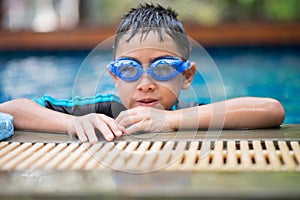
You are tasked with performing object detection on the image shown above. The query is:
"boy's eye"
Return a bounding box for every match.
[118,65,138,77]
[153,64,177,77]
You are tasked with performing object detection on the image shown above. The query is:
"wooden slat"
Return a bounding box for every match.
[196,141,212,170]
[290,141,300,171]
[265,140,281,171]
[0,142,9,151]
[278,141,296,171]
[252,140,267,171]
[211,141,224,169]
[240,141,252,170]
[225,141,237,170]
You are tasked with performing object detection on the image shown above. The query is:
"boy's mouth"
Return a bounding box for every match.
[137,98,158,107]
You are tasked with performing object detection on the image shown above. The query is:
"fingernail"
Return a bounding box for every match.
[107,134,114,141]
[116,130,122,136]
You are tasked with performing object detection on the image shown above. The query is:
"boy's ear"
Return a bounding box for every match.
[107,65,118,83]
[182,62,196,90]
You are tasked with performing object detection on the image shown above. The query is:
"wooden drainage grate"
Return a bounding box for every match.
[0,140,299,171]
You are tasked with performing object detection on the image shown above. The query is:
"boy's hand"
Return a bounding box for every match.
[116,107,178,134]
[68,114,124,144]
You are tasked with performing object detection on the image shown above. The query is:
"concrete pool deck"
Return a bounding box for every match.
[0,124,299,199]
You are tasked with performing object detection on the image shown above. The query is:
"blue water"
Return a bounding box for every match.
[0,45,299,124]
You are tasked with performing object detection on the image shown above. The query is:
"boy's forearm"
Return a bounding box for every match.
[0,98,73,133]
[221,97,285,129]
[173,97,285,130]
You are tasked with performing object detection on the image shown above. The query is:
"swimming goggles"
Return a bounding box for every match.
[109,56,191,82]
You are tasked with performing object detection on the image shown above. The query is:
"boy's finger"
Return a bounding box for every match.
[115,109,137,123]
[81,119,98,144]
[96,114,124,137]
[115,111,126,124]
[117,113,142,128]
[93,116,115,141]
[102,116,123,137]
[123,121,145,135]
[74,118,88,143]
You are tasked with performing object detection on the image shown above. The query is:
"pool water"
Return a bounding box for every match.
[0,45,299,124]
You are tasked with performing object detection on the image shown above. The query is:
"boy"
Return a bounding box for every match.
[0,4,285,144]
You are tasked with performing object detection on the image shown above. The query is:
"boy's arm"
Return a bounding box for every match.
[0,98,72,133]
[0,98,123,143]
[116,97,285,134]
[174,97,285,130]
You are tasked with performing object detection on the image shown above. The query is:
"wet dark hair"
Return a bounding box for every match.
[113,3,191,59]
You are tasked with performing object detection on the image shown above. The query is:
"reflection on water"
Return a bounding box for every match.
[0,46,299,123]
[1,55,78,101]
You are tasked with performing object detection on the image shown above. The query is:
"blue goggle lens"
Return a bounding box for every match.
[117,64,139,79]
[153,63,177,77]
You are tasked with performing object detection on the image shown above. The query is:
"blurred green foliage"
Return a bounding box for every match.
[83,0,300,26]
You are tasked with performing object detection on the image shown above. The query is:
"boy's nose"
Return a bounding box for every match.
[137,74,156,92]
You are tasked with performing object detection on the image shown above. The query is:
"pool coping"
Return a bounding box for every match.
[5,124,300,143]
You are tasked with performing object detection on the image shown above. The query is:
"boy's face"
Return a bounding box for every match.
[109,31,195,110]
